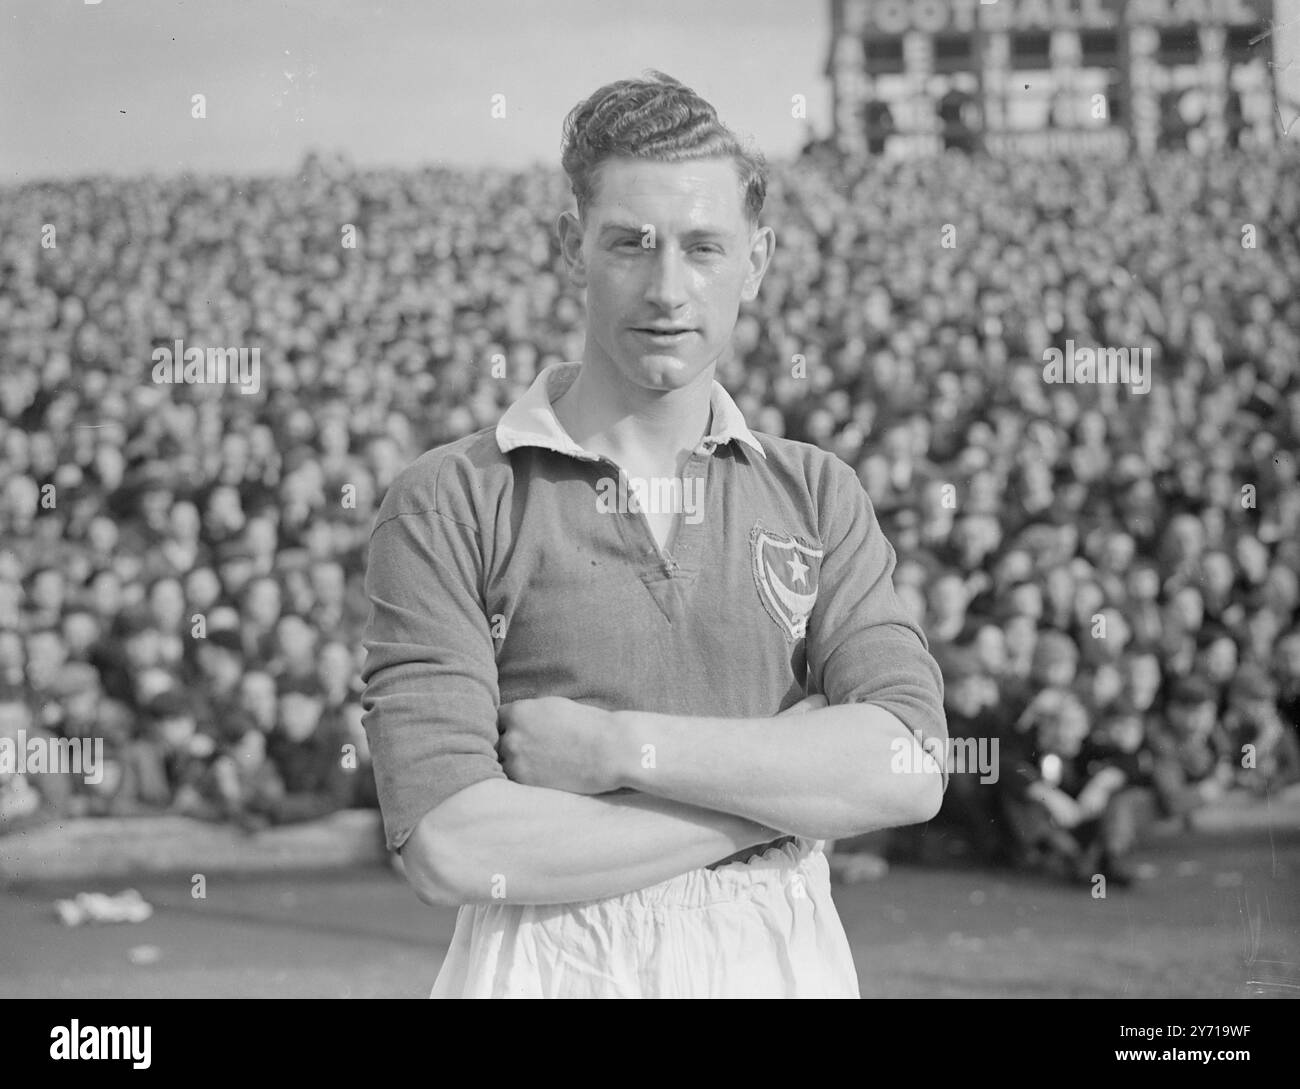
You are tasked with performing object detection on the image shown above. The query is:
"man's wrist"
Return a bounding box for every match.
[608,709,650,790]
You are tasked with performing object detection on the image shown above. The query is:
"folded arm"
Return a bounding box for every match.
[614,702,942,837]
[401,778,776,906]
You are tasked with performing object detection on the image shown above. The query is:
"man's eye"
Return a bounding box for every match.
[691,245,723,256]
[615,239,642,250]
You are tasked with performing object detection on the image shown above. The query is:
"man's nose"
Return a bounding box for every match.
[644,245,689,309]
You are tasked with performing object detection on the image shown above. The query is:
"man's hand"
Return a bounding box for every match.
[1076,766,1126,819]
[1029,782,1082,828]
[498,697,624,794]
[780,693,828,715]
[498,692,829,795]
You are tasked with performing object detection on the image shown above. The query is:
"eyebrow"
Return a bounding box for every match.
[597,222,732,242]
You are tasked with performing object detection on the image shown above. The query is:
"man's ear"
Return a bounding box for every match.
[557,210,587,287]
[740,225,775,303]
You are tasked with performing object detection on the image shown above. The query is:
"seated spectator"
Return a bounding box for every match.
[1223,664,1300,793]
[999,690,1141,885]
[252,679,353,825]
[1149,675,1235,819]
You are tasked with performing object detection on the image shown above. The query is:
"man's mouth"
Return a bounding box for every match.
[632,326,697,342]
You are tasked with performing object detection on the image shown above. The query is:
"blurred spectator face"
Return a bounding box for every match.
[124,627,162,671]
[0,574,16,618]
[319,417,350,459]
[92,446,125,491]
[928,575,968,625]
[245,516,279,562]
[968,470,999,515]
[159,711,197,751]
[185,568,222,613]
[1099,532,1135,574]
[61,611,101,658]
[1072,582,1105,630]
[1123,654,1162,712]
[1264,565,1299,614]
[1090,664,1123,709]
[279,691,323,743]
[920,487,955,542]
[140,487,173,535]
[1044,565,1075,616]
[0,699,33,741]
[973,624,1007,675]
[196,642,242,690]
[220,433,252,481]
[1040,699,1089,758]
[317,641,354,697]
[1163,514,1205,566]
[1101,713,1145,754]
[89,570,123,616]
[947,675,997,719]
[1198,636,1238,685]
[857,454,890,499]
[244,578,282,630]
[170,501,201,541]
[147,577,186,630]
[1170,698,1216,741]
[62,672,103,731]
[1235,536,1269,584]
[1200,552,1234,602]
[4,476,38,535]
[29,568,66,615]
[1093,608,1131,657]
[239,672,278,731]
[1126,565,1160,602]
[233,728,267,767]
[0,630,25,685]
[218,555,256,597]
[1010,582,1043,621]
[894,561,927,591]
[205,485,245,537]
[954,514,1001,568]
[309,561,345,607]
[1032,632,1078,688]
[1168,587,1204,633]
[274,615,316,665]
[86,515,119,556]
[26,631,67,689]
[281,569,315,615]
[1004,617,1038,677]
[995,550,1033,588]
[1245,608,1281,660]
[1274,632,1300,685]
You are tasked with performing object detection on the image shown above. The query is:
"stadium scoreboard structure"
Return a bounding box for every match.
[826,0,1280,156]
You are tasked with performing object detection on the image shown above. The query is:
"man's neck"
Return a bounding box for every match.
[552,356,715,474]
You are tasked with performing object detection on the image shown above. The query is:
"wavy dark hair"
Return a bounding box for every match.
[561,70,767,224]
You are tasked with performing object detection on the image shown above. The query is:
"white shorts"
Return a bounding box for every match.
[429,837,860,998]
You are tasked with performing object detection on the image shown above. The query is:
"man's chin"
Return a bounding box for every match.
[620,350,708,390]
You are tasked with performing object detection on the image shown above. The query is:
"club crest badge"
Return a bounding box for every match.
[749,525,823,640]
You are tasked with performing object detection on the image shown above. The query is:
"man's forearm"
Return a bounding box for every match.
[611,704,943,839]
[402,778,777,907]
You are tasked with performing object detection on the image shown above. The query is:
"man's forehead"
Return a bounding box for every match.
[587,157,746,224]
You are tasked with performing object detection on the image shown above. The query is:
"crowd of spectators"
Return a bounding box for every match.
[1,146,1297,875]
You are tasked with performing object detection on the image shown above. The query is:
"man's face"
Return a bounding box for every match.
[562,157,772,394]
[1041,706,1088,758]
[1125,655,1161,710]
[279,693,322,742]
[974,625,1007,674]
[239,672,277,729]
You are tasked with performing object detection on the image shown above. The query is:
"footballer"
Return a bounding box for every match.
[361,71,947,998]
